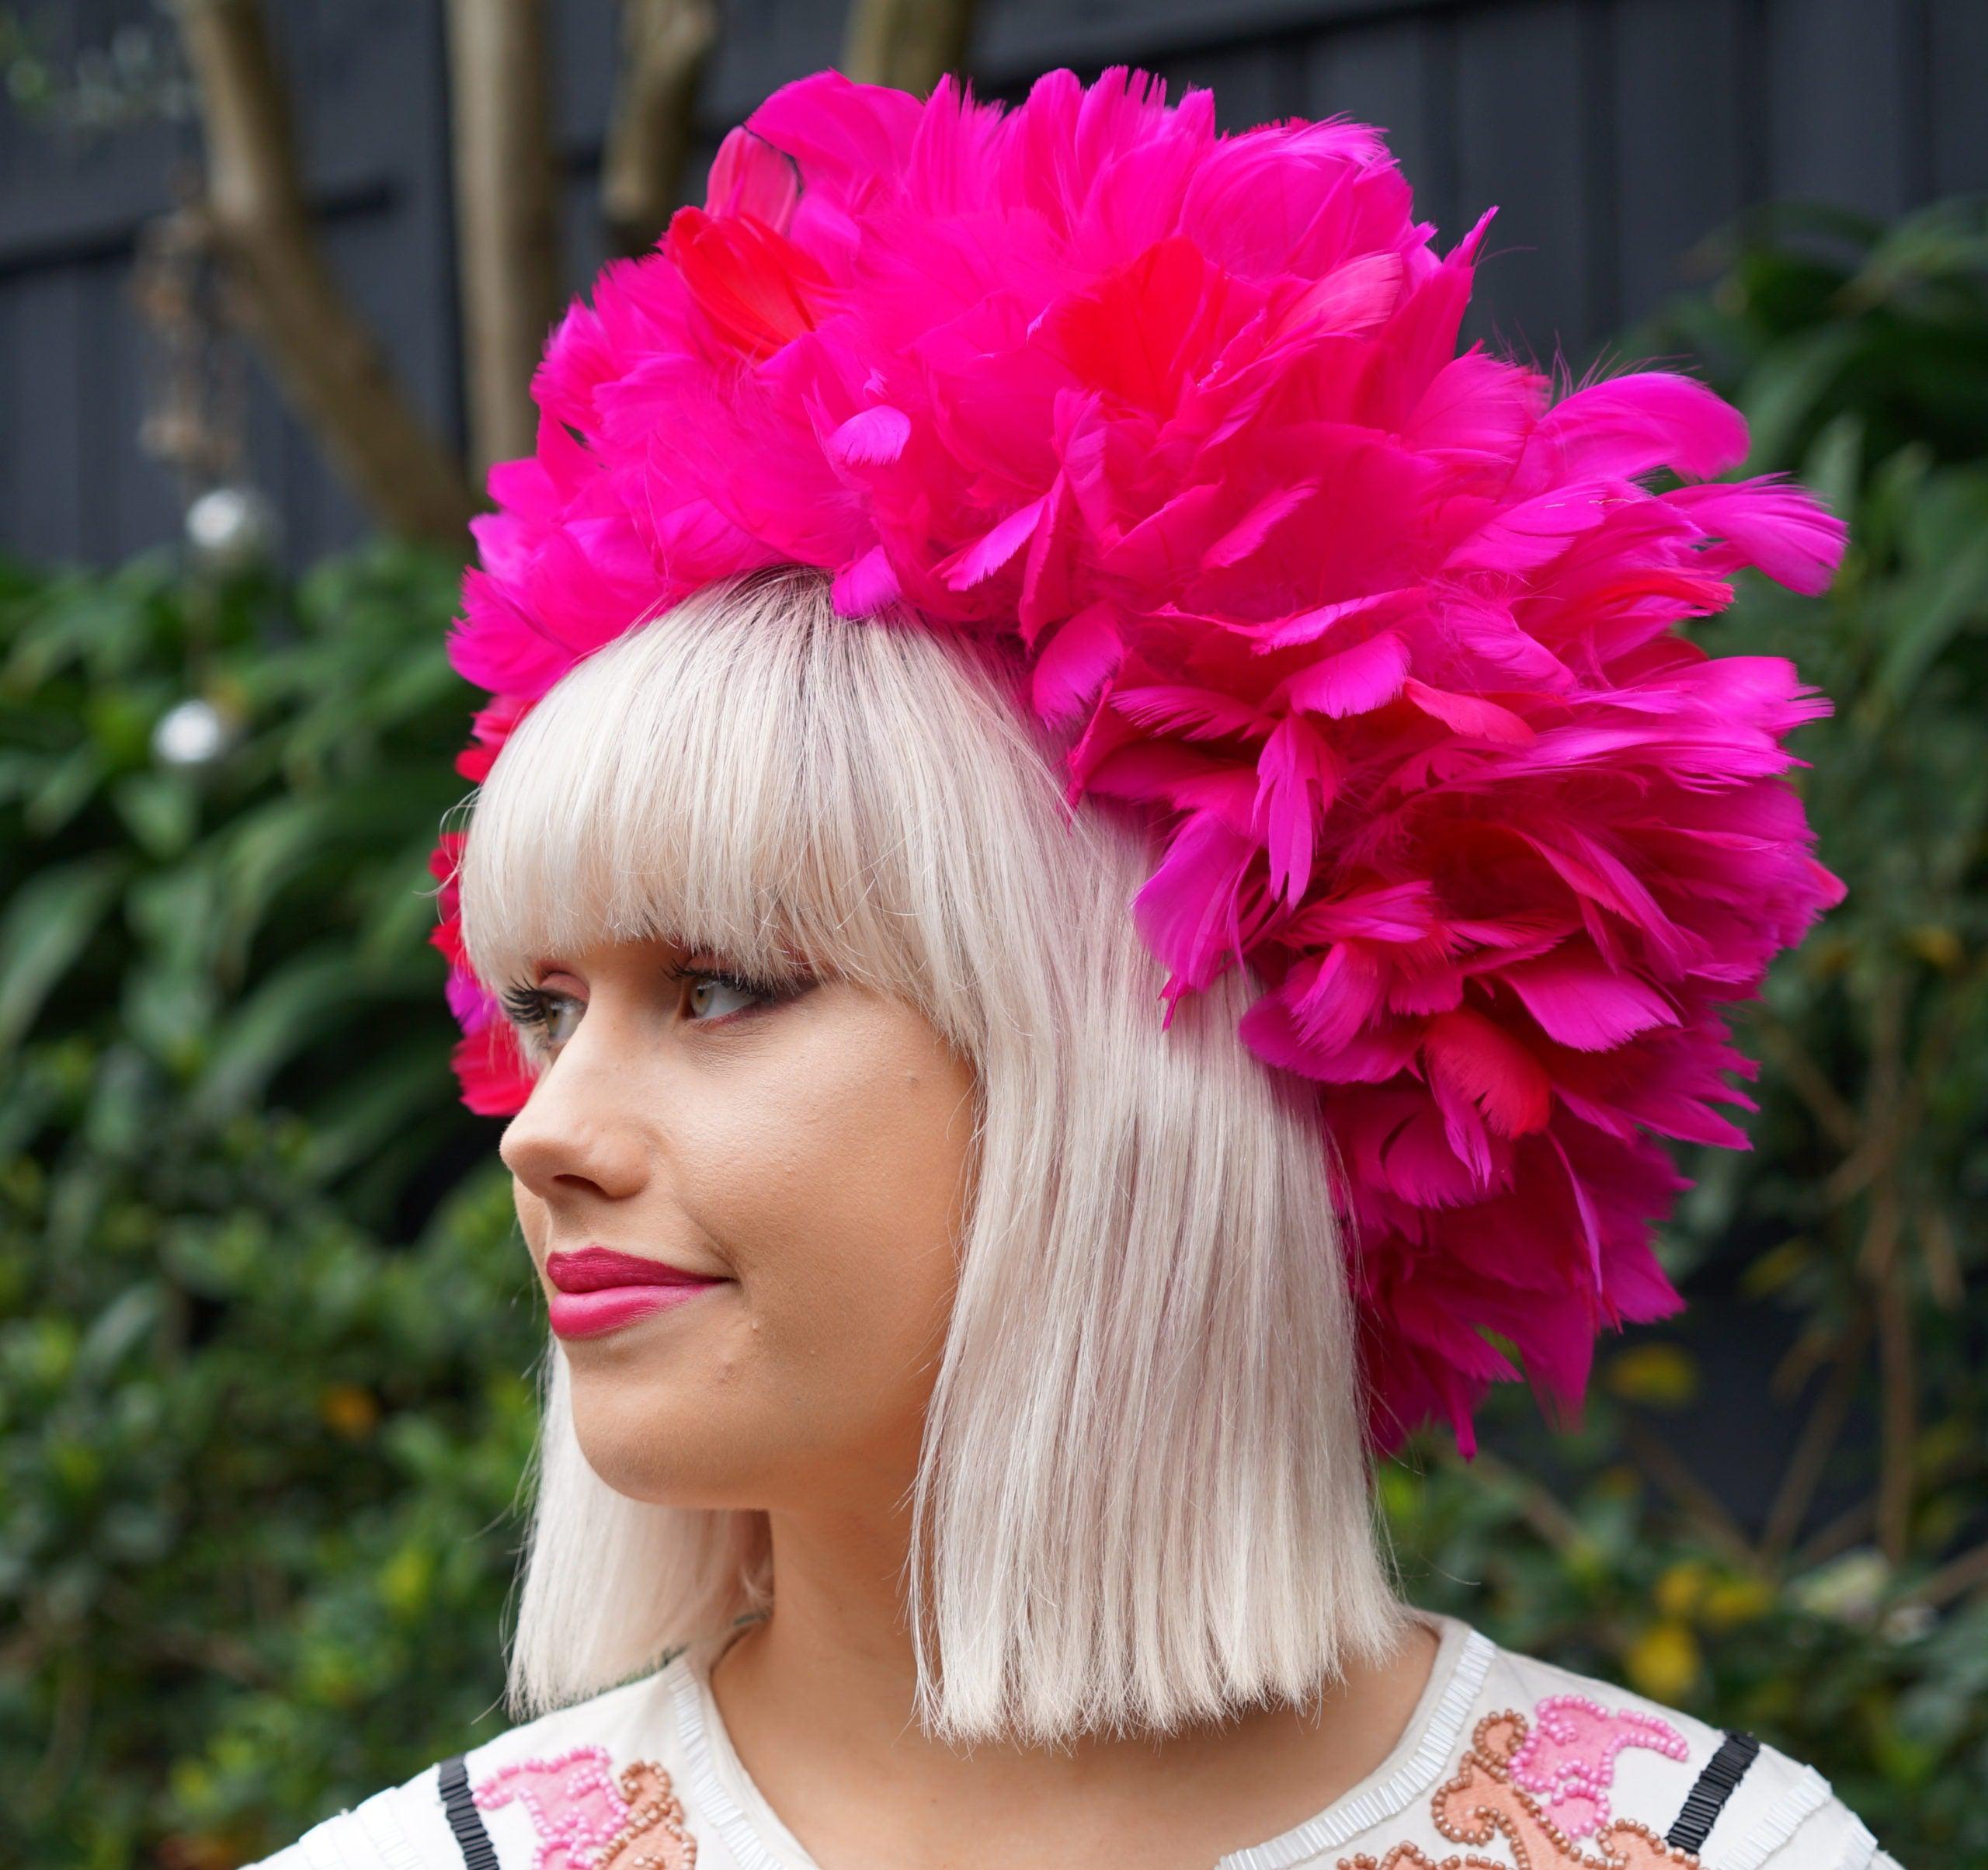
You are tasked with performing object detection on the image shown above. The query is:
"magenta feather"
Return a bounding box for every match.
[434,65,1849,1451]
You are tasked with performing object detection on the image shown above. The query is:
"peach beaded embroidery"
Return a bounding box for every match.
[1337,1709,1700,1870]
[473,1745,697,1870]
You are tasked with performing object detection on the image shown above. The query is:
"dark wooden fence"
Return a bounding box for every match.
[3,0,1986,568]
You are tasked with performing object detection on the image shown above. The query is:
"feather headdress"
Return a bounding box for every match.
[433,67,1847,1453]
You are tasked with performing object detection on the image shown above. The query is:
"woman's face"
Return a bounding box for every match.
[497,937,978,1513]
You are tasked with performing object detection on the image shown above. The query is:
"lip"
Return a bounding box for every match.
[544,1245,729,1340]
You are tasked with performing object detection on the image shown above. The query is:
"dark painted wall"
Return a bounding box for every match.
[3,0,1986,568]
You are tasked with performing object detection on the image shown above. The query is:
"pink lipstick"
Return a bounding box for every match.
[543,1246,728,1340]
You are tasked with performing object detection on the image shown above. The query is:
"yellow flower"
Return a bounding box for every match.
[1625,1621,1701,1703]
[1606,1343,1698,1408]
[1702,1575,1775,1629]
[381,1543,436,1618]
[1906,924,1962,971]
[318,1382,380,1440]
[1595,1465,1642,1502]
[1655,1559,1710,1620]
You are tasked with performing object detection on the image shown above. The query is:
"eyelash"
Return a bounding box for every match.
[500,982,565,1035]
[499,963,798,1049]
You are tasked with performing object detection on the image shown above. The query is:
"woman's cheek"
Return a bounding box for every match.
[511,1177,550,1260]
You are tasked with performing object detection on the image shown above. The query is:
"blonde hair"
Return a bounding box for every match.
[456,568,1405,1747]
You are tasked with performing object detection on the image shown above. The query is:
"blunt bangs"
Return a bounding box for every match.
[457,568,1048,1058]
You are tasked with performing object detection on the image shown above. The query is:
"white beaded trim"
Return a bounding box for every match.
[355,1786,429,1870]
[1216,1627,1496,1868]
[1715,1761,1833,1870]
[294,1810,377,1870]
[1837,1823,1882,1870]
[669,1645,811,1870]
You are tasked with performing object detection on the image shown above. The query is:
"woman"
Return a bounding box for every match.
[255,68,1897,1870]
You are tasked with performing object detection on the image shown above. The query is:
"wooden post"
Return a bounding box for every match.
[603,0,719,259]
[445,0,565,478]
[842,0,978,94]
[169,0,478,547]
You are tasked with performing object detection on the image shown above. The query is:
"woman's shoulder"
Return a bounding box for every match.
[242,1643,713,1870]
[1374,1616,1903,1870]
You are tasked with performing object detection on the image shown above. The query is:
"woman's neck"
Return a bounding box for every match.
[707,1503,1441,1870]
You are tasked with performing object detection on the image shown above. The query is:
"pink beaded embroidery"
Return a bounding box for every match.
[1337,1708,1700,1870]
[473,1746,696,1870]
[1507,1697,1691,1838]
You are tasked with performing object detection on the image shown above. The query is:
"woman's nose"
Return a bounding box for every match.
[499,1048,653,1203]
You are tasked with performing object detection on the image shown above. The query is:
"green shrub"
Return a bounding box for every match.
[0,546,538,1865]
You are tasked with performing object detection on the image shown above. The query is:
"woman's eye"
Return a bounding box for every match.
[540,996,583,1044]
[685,973,765,1022]
[501,985,582,1051]
[500,963,798,1048]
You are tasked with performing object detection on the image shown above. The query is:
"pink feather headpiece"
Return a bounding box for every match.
[433,67,1847,1454]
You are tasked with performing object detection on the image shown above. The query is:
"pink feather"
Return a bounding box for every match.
[433,64,1848,1451]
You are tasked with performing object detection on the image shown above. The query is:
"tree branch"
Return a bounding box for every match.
[843,0,978,93]
[1910,1538,1988,1610]
[1620,1415,1756,1566]
[1461,1447,1591,1556]
[603,0,718,259]
[1788,1494,1875,1575]
[1874,1177,1918,1566]
[169,0,478,547]
[1854,972,1918,1566]
[446,0,564,476]
[1742,1001,1861,1152]
[1760,1308,1873,1565]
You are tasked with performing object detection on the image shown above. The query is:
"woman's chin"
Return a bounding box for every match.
[567,1386,749,1503]
[575,1440,750,1510]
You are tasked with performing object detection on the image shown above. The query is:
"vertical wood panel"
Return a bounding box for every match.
[1157,40,1307,130]
[7,0,1988,568]
[554,0,623,158]
[75,262,123,561]
[0,292,11,548]
[1927,0,1988,197]
[1302,13,1458,241]
[1454,0,1594,366]
[4,270,87,563]
[705,0,848,124]
[105,261,186,561]
[0,0,185,256]
[311,205,416,553]
[1612,0,1747,322]
[560,170,613,304]
[246,346,318,568]
[1764,0,1911,216]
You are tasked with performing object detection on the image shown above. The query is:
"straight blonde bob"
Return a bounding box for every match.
[455,566,1406,1749]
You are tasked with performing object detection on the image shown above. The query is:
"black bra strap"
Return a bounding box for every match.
[1666,1729,1762,1854]
[436,1755,501,1870]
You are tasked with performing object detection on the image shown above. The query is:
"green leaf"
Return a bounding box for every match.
[1802,412,1865,520]
[184,948,380,1124]
[74,1283,161,1384]
[23,738,108,836]
[1740,324,1863,471]
[0,854,127,1051]
[1866,479,1988,713]
[110,770,200,860]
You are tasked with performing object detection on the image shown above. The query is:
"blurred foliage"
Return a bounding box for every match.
[1,6,196,141]
[1397,198,1988,1864]
[0,544,540,1865]
[2,200,1985,1865]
